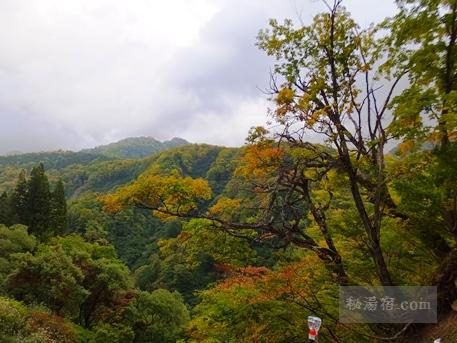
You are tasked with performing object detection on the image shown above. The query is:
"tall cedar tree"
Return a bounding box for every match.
[0,192,12,226]
[27,163,51,237]
[13,170,29,225]
[50,179,68,235]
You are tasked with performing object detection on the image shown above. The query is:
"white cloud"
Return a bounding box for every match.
[179,97,271,146]
[0,0,397,153]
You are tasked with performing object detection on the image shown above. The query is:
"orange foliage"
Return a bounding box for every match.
[398,140,413,155]
[215,263,271,289]
[208,197,241,220]
[237,144,284,179]
[212,255,323,305]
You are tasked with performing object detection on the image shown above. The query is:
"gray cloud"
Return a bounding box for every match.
[0,0,396,154]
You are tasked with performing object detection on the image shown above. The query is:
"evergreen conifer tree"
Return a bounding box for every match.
[12,170,29,225]
[50,179,68,235]
[27,163,51,237]
[0,191,12,226]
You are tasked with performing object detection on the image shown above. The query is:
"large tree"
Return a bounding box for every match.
[5,235,132,327]
[387,0,457,149]
[0,192,12,226]
[12,170,29,226]
[386,0,457,240]
[50,179,68,235]
[253,0,411,286]
[386,0,457,313]
[27,163,51,237]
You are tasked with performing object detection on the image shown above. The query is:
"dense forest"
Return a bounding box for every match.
[0,0,456,342]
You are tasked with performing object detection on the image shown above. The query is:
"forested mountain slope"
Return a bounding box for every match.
[66,144,242,270]
[0,137,190,195]
[0,142,250,342]
[81,136,189,159]
[0,142,243,275]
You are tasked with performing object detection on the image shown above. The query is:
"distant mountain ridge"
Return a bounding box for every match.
[0,137,189,164]
[81,136,189,159]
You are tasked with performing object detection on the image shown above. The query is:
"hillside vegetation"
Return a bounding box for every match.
[0,0,456,342]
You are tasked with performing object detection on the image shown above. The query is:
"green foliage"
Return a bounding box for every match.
[12,170,29,225]
[134,251,219,306]
[0,224,36,256]
[130,219,257,306]
[389,144,457,256]
[47,236,133,327]
[0,224,37,285]
[0,192,13,226]
[0,151,111,173]
[0,296,28,339]
[0,297,76,343]
[5,245,89,316]
[5,235,132,328]
[81,160,149,194]
[50,179,68,235]
[144,144,225,179]
[90,323,134,343]
[160,219,256,268]
[386,0,457,146]
[126,289,190,343]
[27,164,51,237]
[6,165,70,239]
[203,148,239,195]
[68,193,168,268]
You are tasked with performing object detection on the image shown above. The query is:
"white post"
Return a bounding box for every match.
[307,316,322,342]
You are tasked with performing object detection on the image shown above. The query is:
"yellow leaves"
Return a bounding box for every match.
[274,85,334,129]
[289,147,313,161]
[296,92,331,127]
[237,144,284,179]
[275,87,295,105]
[209,197,241,221]
[311,189,331,204]
[361,63,371,72]
[400,117,420,128]
[303,169,317,179]
[274,106,289,122]
[101,174,212,220]
[102,194,126,214]
[101,183,142,213]
[246,126,269,143]
[274,88,296,124]
[306,109,324,126]
[388,186,401,206]
[297,93,311,110]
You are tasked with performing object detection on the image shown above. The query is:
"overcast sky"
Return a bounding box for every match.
[0,0,396,154]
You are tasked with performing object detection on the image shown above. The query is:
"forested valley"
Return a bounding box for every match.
[0,0,457,342]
